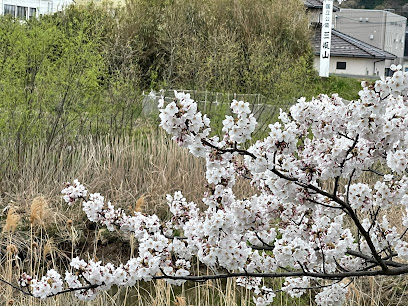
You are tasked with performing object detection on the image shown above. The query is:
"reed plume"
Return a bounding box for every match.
[3,208,20,233]
[30,196,48,225]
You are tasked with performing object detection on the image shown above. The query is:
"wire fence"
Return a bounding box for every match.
[142,90,296,139]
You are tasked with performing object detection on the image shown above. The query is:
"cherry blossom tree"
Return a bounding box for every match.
[7,64,408,305]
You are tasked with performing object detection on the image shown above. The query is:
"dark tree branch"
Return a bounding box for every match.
[51,284,99,297]
[151,266,408,282]
[200,138,256,159]
[165,235,187,240]
[0,278,33,297]
[364,253,399,270]
[338,132,354,141]
[333,135,359,197]
[8,263,408,299]
[306,198,345,211]
[363,168,385,176]
[292,212,308,226]
[252,229,273,248]
[400,228,408,241]
[345,169,356,206]
[346,250,405,268]
[318,238,327,274]
[334,258,349,273]
[368,207,381,233]
[200,139,390,272]
[251,244,274,251]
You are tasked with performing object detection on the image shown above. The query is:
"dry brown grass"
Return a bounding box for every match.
[1,129,204,216]
[3,208,21,233]
[30,197,49,226]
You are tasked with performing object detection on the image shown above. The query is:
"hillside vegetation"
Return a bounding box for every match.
[340,0,408,18]
[0,0,363,149]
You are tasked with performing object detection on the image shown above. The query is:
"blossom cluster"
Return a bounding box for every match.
[29,269,63,299]
[19,65,408,305]
[61,179,87,205]
[222,100,257,143]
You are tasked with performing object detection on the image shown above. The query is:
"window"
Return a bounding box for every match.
[16,6,27,19]
[29,8,36,19]
[336,62,346,70]
[4,4,16,17]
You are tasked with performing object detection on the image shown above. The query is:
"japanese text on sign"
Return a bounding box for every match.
[319,0,333,77]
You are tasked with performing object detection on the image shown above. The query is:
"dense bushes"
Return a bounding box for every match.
[117,0,316,97]
[0,6,142,162]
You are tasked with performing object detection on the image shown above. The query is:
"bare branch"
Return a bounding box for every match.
[51,284,99,297]
[400,228,408,241]
[151,266,408,282]
[200,138,256,159]
[368,207,381,233]
[252,228,273,248]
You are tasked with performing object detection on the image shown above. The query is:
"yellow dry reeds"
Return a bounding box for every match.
[6,244,18,256]
[30,196,48,226]
[42,239,54,262]
[174,296,187,306]
[134,195,145,213]
[3,208,20,233]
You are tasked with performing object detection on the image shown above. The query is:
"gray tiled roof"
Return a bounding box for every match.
[304,0,339,12]
[313,28,397,59]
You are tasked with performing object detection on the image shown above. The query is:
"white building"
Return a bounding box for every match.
[0,0,72,18]
[313,26,396,77]
[305,1,405,78]
[334,9,407,66]
[404,30,408,72]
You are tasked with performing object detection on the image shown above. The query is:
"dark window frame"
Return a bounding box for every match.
[29,7,36,19]
[336,62,347,70]
[16,6,28,19]
[4,4,16,17]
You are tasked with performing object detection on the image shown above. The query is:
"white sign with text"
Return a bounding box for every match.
[319,0,333,77]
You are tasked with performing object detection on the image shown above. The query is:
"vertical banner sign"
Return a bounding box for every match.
[319,0,333,77]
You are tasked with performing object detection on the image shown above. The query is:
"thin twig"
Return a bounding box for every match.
[0,278,33,296]
[363,168,385,176]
